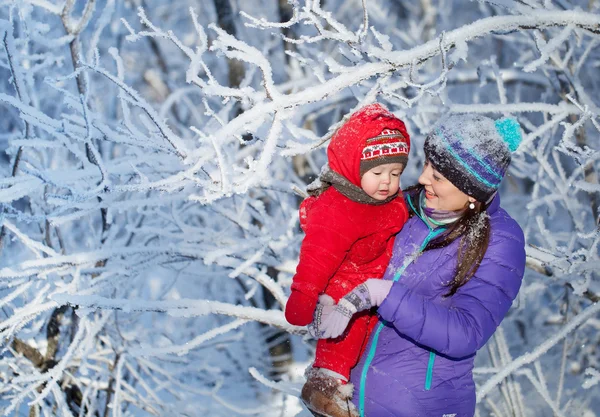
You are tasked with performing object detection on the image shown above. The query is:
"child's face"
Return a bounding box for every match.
[360,163,404,200]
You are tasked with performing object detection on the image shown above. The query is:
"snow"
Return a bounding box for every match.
[0,0,599,416]
[477,301,600,400]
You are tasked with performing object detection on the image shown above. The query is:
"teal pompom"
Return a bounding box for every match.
[494,118,522,152]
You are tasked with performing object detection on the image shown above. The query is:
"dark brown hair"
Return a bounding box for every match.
[405,184,491,297]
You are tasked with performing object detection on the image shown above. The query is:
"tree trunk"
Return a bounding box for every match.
[214,0,245,88]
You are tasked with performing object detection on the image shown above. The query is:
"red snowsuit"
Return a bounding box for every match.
[285,104,410,379]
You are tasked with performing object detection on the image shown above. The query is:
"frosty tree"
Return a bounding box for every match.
[0,0,598,416]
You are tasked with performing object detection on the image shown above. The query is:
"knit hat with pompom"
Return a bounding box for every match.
[423,114,523,203]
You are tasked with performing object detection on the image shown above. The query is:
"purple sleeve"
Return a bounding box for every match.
[377,234,525,359]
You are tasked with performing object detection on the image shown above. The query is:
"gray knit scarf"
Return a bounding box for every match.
[307,166,397,205]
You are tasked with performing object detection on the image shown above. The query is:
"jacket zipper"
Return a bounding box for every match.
[425,351,436,390]
[358,223,445,416]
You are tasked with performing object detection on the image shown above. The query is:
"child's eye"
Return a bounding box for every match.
[373,172,382,176]
[392,172,400,177]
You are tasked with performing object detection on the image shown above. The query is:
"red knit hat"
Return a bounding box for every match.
[359,128,409,176]
[327,103,410,187]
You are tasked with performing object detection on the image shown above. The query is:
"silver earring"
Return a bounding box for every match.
[469,202,475,209]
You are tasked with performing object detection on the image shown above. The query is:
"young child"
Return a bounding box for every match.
[285,103,410,417]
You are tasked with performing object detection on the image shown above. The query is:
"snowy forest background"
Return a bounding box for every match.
[0,0,599,416]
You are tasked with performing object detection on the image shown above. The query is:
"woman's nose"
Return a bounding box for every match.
[418,164,431,185]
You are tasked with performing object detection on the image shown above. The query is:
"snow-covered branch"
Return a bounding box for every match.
[1,1,599,415]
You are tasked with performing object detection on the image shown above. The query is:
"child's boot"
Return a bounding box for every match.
[300,368,359,417]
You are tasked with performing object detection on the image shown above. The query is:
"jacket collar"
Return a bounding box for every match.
[406,190,501,227]
[487,194,500,215]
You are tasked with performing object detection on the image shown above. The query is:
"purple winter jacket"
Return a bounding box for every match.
[349,194,526,417]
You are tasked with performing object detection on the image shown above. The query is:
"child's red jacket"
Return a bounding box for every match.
[285,104,409,326]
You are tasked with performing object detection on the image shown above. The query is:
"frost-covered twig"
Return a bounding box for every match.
[0,27,30,255]
[83,57,188,160]
[477,302,600,400]
[51,293,305,334]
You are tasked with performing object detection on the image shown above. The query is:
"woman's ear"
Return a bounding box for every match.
[468,196,477,204]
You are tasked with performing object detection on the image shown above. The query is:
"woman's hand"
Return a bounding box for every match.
[309,279,393,339]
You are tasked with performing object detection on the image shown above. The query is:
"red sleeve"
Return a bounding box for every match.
[385,233,397,258]
[285,195,362,326]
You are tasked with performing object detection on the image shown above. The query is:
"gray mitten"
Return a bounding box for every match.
[319,279,393,339]
[307,294,335,338]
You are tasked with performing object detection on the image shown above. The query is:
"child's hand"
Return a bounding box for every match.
[285,290,317,326]
[307,294,335,338]
[316,279,393,339]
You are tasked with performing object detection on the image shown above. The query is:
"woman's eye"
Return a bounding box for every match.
[433,175,442,181]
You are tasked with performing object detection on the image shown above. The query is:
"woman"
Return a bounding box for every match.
[310,114,527,417]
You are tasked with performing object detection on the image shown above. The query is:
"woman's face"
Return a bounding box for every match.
[418,160,476,211]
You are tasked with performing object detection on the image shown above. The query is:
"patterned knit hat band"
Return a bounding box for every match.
[423,115,522,203]
[360,129,409,176]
